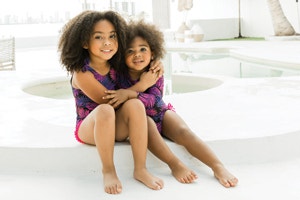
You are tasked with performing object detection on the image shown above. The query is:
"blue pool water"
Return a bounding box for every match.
[23,51,300,99]
[163,52,300,79]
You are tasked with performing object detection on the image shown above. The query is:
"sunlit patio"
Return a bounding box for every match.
[1,0,300,199]
[0,39,300,199]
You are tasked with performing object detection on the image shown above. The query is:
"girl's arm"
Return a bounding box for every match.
[104,76,164,109]
[129,60,164,92]
[149,59,164,78]
[72,71,110,104]
[137,78,163,109]
[103,60,165,108]
[129,70,159,92]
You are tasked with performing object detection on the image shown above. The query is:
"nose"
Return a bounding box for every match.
[103,38,111,46]
[134,52,141,57]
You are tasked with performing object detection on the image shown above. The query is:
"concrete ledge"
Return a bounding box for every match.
[1,130,300,174]
[265,35,300,41]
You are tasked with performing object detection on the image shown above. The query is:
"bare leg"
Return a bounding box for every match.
[115,99,164,190]
[78,104,122,194]
[162,111,238,187]
[147,117,197,183]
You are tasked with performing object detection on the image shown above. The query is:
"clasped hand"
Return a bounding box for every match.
[103,70,160,108]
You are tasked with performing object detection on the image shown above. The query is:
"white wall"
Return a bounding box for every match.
[3,0,299,44]
[168,0,300,39]
[241,0,300,37]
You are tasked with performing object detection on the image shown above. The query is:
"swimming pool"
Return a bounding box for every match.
[164,51,300,79]
[22,51,300,99]
[22,75,223,99]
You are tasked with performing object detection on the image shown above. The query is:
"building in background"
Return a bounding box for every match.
[0,0,299,40]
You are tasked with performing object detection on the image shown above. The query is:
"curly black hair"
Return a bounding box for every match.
[58,10,127,73]
[126,20,166,61]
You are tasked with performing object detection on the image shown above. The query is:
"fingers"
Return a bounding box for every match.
[102,90,116,100]
[103,94,118,105]
[102,94,114,100]
[104,90,116,94]
[149,69,160,77]
[158,68,164,77]
[150,63,164,78]
[105,96,121,109]
[108,97,118,105]
[149,60,161,71]
[150,65,160,74]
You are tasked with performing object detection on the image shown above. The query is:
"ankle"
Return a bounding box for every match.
[167,157,182,169]
[211,163,225,172]
[102,166,117,174]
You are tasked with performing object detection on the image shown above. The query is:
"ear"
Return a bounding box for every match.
[83,42,88,49]
[151,53,154,60]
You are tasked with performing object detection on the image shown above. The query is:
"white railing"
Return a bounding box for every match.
[0,37,15,70]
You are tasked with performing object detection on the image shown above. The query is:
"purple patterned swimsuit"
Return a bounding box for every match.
[117,72,174,133]
[72,60,117,142]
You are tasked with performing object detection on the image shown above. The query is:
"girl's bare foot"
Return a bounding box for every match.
[169,159,198,183]
[103,171,122,194]
[213,164,238,188]
[134,168,164,190]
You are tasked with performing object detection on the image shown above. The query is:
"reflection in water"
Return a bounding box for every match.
[23,51,300,99]
[163,52,299,79]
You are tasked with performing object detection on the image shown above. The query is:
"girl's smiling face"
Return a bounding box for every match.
[85,19,118,62]
[125,36,153,73]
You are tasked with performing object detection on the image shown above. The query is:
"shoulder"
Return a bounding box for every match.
[72,70,94,89]
[157,76,164,84]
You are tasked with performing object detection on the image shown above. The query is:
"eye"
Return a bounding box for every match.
[110,33,117,39]
[95,35,103,40]
[126,49,134,54]
[140,47,148,52]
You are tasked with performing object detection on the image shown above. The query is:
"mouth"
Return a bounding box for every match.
[133,59,144,64]
[101,49,113,53]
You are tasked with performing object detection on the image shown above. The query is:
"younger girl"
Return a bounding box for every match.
[105,20,238,188]
[58,11,163,194]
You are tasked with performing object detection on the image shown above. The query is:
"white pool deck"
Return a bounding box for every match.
[1,40,300,200]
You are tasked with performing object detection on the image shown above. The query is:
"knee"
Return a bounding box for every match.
[94,104,115,121]
[123,99,145,113]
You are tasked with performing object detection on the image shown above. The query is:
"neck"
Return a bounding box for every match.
[128,67,148,81]
[89,60,110,75]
